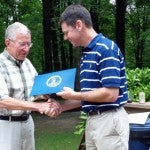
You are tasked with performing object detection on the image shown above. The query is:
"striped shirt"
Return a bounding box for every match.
[80,33,128,113]
[0,50,37,115]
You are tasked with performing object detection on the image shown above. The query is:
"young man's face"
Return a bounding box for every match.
[61,22,81,47]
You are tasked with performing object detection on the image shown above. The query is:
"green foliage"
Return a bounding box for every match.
[0,0,44,73]
[126,68,150,102]
[19,0,44,73]
[125,0,150,68]
[74,111,87,135]
[0,0,149,72]
[74,111,86,135]
[83,0,116,38]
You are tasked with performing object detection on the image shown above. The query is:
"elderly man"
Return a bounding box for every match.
[0,22,61,150]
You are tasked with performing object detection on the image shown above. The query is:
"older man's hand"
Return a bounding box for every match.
[43,99,62,117]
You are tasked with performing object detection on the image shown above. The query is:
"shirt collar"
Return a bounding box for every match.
[83,33,103,52]
[3,49,23,66]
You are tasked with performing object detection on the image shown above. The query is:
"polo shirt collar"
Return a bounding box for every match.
[83,33,103,52]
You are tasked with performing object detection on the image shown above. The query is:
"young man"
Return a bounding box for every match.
[57,4,129,150]
[0,22,61,150]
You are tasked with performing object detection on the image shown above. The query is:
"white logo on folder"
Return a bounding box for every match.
[46,75,62,87]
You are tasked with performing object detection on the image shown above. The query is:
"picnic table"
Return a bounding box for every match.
[125,102,150,113]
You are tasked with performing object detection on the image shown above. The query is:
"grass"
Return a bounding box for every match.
[35,131,81,150]
[33,111,82,150]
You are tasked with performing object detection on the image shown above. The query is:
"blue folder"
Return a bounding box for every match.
[30,68,76,96]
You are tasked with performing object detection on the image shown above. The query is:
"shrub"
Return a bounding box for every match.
[126,68,150,102]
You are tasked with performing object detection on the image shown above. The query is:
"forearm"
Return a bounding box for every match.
[61,100,81,112]
[78,87,119,102]
[57,87,119,103]
[81,88,119,102]
[0,97,44,112]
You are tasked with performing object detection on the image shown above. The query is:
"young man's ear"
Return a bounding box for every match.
[75,20,83,31]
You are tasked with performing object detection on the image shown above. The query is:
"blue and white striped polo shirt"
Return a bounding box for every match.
[80,33,128,113]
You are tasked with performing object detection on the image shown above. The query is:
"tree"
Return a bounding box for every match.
[126,0,150,68]
[115,0,127,56]
[42,0,53,72]
[0,0,149,71]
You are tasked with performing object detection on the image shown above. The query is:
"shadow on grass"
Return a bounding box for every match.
[32,111,82,150]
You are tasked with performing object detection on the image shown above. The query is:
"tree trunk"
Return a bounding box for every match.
[42,0,53,73]
[115,0,126,56]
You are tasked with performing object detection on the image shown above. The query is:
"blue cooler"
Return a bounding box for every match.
[129,115,150,150]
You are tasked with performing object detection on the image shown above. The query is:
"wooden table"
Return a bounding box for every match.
[125,102,150,114]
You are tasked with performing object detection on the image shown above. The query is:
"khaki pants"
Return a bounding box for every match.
[85,107,129,150]
[0,115,35,150]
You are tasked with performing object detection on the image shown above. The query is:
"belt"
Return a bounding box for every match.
[87,108,117,116]
[0,114,30,121]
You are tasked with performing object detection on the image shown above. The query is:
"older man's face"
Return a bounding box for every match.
[5,33,32,61]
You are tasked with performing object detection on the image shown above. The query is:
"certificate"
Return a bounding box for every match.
[30,68,76,96]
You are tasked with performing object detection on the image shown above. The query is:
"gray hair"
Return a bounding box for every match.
[5,22,31,40]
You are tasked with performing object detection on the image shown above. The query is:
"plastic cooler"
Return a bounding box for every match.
[129,115,150,150]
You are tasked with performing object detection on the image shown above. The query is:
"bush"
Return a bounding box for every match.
[126,68,150,102]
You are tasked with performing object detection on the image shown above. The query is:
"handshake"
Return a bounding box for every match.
[33,87,78,117]
[33,95,62,118]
